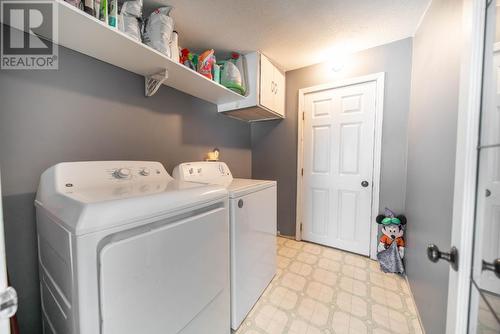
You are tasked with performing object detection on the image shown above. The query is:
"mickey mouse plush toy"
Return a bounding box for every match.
[376,208,407,259]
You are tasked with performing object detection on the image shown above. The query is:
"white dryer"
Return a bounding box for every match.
[35,161,230,334]
[172,162,277,330]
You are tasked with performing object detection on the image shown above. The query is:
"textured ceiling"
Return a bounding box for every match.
[159,0,431,71]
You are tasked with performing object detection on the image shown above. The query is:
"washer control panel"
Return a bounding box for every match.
[53,161,171,192]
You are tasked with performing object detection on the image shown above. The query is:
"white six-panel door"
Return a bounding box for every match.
[301,80,377,255]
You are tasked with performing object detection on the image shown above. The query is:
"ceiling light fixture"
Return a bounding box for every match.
[331,53,347,72]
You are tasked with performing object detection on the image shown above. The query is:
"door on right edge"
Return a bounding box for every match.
[302,80,377,256]
[468,1,500,332]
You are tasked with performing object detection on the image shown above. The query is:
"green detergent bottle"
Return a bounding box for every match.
[219,54,246,95]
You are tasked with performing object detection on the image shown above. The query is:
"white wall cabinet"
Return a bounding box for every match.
[218,52,286,122]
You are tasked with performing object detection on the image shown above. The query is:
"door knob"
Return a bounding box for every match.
[238,199,244,208]
[361,181,369,187]
[427,244,458,271]
[482,258,500,279]
[0,287,17,319]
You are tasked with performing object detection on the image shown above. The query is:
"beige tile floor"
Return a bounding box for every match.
[477,291,500,333]
[235,237,423,334]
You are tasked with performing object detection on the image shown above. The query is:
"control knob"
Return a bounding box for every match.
[139,168,150,176]
[114,168,131,179]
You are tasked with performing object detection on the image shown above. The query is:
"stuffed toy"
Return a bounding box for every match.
[376,208,407,274]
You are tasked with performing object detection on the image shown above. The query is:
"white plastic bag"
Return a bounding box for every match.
[120,0,142,18]
[65,0,83,10]
[118,13,141,42]
[143,6,174,57]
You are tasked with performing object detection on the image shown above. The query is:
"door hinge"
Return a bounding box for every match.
[301,168,304,176]
[300,223,303,232]
[302,112,305,120]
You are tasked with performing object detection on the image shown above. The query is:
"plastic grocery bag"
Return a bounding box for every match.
[119,0,142,18]
[118,14,141,42]
[65,0,83,9]
[143,6,174,57]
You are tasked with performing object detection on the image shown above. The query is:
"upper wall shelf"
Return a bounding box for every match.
[5,0,246,104]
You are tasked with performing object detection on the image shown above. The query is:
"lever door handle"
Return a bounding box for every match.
[427,244,458,271]
[482,258,500,279]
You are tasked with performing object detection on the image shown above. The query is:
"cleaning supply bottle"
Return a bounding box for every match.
[99,0,108,23]
[84,0,95,16]
[94,0,101,19]
[219,61,244,95]
[213,63,221,83]
[232,53,247,95]
[170,31,179,62]
[197,49,215,79]
[108,0,117,28]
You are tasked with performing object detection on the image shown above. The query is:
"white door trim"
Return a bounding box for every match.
[296,72,385,260]
[0,171,11,334]
[446,0,486,332]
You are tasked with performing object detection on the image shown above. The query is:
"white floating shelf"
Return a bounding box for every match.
[9,0,246,104]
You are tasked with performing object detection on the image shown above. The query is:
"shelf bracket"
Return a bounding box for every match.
[145,69,168,97]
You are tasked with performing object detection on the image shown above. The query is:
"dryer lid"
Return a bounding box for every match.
[35,161,227,235]
[228,178,276,198]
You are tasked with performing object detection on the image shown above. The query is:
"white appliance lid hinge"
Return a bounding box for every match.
[145,69,168,97]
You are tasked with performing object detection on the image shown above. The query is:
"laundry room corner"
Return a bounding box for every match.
[251,38,413,238]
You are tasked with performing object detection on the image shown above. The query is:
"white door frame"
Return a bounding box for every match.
[0,171,11,334]
[446,0,486,333]
[295,72,385,260]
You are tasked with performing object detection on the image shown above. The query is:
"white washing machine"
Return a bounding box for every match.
[35,161,230,334]
[172,161,277,330]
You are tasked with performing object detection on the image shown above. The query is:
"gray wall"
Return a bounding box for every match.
[404,0,463,333]
[0,45,251,333]
[252,38,413,236]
